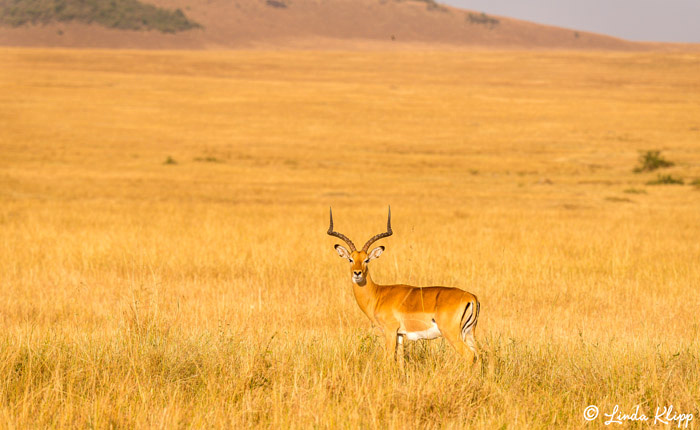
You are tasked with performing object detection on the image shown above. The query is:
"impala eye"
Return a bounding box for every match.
[364,259,370,264]
[348,258,354,263]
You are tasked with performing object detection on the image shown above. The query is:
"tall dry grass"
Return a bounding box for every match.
[1,48,699,428]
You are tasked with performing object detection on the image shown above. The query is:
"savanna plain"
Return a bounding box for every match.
[1,47,700,428]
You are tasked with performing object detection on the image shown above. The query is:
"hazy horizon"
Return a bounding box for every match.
[444,0,700,43]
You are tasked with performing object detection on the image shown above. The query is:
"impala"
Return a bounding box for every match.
[328,207,480,364]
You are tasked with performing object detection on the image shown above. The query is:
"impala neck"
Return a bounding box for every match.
[351,272,379,321]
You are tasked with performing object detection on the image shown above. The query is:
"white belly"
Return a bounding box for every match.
[400,322,442,341]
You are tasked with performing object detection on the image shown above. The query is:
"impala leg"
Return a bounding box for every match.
[442,329,476,364]
[395,334,405,370]
[464,331,479,362]
[383,330,398,363]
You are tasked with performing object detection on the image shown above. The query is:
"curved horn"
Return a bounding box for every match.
[362,206,393,252]
[327,207,357,252]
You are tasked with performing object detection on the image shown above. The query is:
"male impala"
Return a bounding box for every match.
[328,207,480,364]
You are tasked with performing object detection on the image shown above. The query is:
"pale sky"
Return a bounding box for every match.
[443,0,700,43]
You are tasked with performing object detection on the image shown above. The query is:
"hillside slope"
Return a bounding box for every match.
[0,0,685,50]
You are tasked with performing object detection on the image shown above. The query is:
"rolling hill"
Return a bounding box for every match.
[0,0,691,50]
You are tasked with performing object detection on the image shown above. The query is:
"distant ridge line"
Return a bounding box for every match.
[1,0,698,50]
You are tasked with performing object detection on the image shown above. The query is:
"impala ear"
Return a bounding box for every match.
[367,246,384,261]
[334,244,351,259]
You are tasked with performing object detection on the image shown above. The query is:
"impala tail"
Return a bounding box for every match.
[460,297,480,342]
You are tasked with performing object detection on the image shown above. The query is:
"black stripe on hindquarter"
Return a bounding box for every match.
[460,302,474,337]
[461,300,479,339]
[460,302,471,326]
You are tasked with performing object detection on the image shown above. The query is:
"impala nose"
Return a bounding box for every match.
[353,271,362,277]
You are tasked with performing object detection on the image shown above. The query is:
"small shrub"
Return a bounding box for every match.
[605,196,632,203]
[265,0,287,8]
[402,0,447,12]
[163,156,177,165]
[691,178,700,189]
[623,188,647,194]
[467,12,499,28]
[633,150,674,173]
[194,156,223,163]
[424,0,447,12]
[646,174,683,185]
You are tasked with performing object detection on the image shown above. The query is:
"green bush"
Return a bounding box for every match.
[633,150,674,173]
[0,0,201,33]
[395,0,447,12]
[605,196,633,203]
[646,174,683,185]
[265,0,287,9]
[194,156,223,163]
[467,12,499,28]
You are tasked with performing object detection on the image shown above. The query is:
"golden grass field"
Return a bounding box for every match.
[1,47,700,428]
